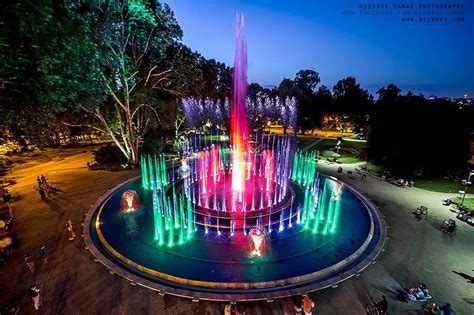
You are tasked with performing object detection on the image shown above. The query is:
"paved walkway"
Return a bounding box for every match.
[0,147,473,314]
[316,160,474,314]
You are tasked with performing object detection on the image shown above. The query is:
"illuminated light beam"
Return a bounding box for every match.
[323,196,335,235]
[231,13,250,194]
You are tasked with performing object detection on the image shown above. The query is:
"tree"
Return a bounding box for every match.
[248,83,264,99]
[377,83,401,104]
[295,69,320,95]
[333,76,372,111]
[0,1,73,148]
[277,70,321,134]
[1,1,198,162]
[332,76,373,134]
[197,57,232,99]
[311,85,333,129]
[367,93,472,176]
[37,1,185,164]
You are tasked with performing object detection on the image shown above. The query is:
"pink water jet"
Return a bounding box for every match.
[231,13,250,193]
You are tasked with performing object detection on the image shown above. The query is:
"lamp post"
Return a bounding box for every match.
[334,136,342,162]
[460,170,474,207]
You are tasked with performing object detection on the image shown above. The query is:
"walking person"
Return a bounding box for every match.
[29,285,42,311]
[24,253,35,274]
[65,220,76,240]
[224,303,232,315]
[2,188,13,218]
[294,300,303,315]
[441,303,454,315]
[39,187,47,201]
[39,246,48,264]
[2,188,11,203]
[302,295,315,315]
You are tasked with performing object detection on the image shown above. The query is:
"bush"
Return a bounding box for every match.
[92,144,127,165]
[141,137,165,156]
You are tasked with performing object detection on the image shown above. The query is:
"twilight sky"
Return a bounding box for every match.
[166,0,473,97]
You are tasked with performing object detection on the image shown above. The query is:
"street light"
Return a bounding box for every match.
[460,170,474,207]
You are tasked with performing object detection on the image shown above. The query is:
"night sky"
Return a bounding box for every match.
[166,0,473,97]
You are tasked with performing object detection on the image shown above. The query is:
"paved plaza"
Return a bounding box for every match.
[0,145,473,314]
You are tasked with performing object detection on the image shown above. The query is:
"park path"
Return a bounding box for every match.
[0,147,473,314]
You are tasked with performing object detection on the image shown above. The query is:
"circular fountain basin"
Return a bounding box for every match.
[84,175,385,301]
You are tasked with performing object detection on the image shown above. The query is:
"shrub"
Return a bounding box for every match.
[92,144,127,165]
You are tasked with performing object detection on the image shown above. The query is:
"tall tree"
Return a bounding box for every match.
[295,69,320,95]
[332,76,373,134]
[332,76,372,112]
[376,83,401,104]
[277,70,321,134]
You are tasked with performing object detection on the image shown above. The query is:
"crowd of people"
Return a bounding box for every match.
[364,283,459,314]
[407,283,431,301]
[0,188,19,266]
[423,302,455,315]
[34,175,61,201]
[0,175,78,312]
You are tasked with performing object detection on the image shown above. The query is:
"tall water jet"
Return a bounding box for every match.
[231,13,250,193]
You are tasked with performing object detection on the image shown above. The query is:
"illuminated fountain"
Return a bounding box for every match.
[231,13,249,194]
[86,13,385,301]
[139,13,301,246]
[248,226,267,257]
[120,190,140,212]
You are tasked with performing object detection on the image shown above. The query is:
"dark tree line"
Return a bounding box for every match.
[368,85,472,176]
[272,74,471,175]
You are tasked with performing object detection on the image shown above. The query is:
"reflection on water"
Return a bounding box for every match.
[122,209,142,237]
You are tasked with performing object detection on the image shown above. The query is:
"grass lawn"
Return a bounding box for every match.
[451,197,474,210]
[319,150,363,164]
[413,178,464,193]
[337,154,363,164]
[318,138,367,151]
[297,137,367,164]
[297,136,320,149]
[360,163,386,173]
